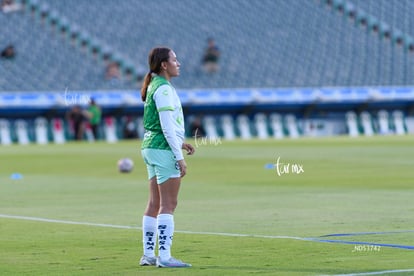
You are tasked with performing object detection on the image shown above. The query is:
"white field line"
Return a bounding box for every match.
[326,268,414,276]
[0,214,307,241]
[0,214,138,229]
[2,214,414,276]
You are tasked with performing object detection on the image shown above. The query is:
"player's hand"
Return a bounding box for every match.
[182,143,195,155]
[177,159,187,177]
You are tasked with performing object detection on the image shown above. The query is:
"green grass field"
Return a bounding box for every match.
[1,136,414,275]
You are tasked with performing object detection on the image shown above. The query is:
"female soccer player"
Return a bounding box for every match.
[139,47,195,268]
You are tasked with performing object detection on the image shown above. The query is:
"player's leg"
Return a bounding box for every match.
[92,124,98,140]
[140,177,159,266]
[144,176,160,217]
[144,149,191,268]
[156,177,191,268]
[140,150,160,266]
[158,176,180,215]
[156,177,179,262]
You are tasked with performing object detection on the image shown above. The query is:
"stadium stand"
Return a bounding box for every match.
[352,0,414,37]
[1,0,414,143]
[2,0,414,91]
[0,10,106,91]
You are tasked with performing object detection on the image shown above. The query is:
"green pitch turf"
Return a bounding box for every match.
[1,136,414,275]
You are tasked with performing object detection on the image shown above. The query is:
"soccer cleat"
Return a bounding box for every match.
[156,257,192,268]
[139,255,157,266]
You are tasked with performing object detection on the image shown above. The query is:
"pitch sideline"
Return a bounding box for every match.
[2,214,414,275]
[1,214,414,251]
[326,268,414,276]
[0,213,306,240]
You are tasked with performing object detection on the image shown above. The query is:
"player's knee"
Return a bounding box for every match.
[146,200,160,214]
[160,201,178,214]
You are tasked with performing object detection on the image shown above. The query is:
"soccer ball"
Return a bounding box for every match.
[117,158,134,173]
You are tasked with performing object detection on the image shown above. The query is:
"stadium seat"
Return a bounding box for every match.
[332,0,345,12]
[236,115,252,140]
[52,118,65,144]
[345,111,359,137]
[367,15,379,33]
[355,9,368,27]
[391,30,404,46]
[34,117,49,144]
[392,110,406,135]
[404,116,414,134]
[343,1,356,19]
[285,114,300,139]
[203,116,219,139]
[220,114,236,140]
[104,117,118,143]
[270,113,284,139]
[0,119,12,145]
[136,117,145,139]
[15,119,30,145]
[360,111,374,136]
[254,113,269,139]
[377,110,391,135]
[84,123,95,142]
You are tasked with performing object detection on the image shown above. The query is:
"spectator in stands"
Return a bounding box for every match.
[190,116,206,138]
[66,105,88,141]
[105,61,121,85]
[1,44,16,59]
[85,98,102,140]
[1,0,22,13]
[122,116,138,139]
[201,37,220,73]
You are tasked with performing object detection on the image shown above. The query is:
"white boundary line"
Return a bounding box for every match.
[0,214,138,230]
[0,214,307,241]
[2,214,414,276]
[328,268,414,276]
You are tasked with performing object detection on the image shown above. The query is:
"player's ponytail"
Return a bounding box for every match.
[140,47,171,102]
[140,72,152,102]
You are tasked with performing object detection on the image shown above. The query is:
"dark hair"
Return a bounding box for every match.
[140,47,171,102]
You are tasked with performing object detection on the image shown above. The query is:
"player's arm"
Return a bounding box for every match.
[154,85,184,161]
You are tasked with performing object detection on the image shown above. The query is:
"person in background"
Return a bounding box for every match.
[86,98,102,140]
[139,47,195,268]
[1,0,22,13]
[190,116,206,138]
[201,37,220,73]
[122,116,138,139]
[1,44,16,59]
[105,61,121,86]
[66,105,88,141]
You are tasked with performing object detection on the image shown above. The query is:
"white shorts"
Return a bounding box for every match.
[141,148,180,184]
